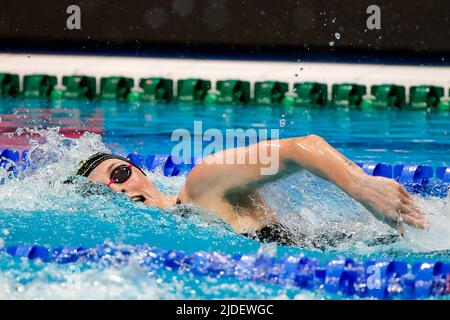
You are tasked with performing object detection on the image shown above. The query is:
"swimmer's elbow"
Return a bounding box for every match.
[281,134,326,159]
[295,134,326,146]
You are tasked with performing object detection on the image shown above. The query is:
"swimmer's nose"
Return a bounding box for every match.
[117,176,154,204]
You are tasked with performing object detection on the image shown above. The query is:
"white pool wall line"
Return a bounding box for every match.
[1,53,450,100]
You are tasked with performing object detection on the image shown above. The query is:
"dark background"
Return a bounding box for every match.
[0,0,449,64]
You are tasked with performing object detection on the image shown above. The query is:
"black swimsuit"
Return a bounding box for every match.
[176,198,295,246]
[241,223,296,246]
[175,198,398,248]
[241,226,400,249]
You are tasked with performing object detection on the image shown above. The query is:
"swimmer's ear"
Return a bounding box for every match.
[63,175,111,197]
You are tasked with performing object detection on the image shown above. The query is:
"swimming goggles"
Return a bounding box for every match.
[107,163,133,187]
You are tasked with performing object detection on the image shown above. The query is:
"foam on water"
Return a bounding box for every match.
[1,128,450,299]
[0,128,257,250]
[2,128,450,254]
[0,252,318,300]
[263,171,450,255]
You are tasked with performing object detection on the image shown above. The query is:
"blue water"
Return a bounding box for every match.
[0,98,450,299]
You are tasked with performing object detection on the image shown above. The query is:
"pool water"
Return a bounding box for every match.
[0,98,450,299]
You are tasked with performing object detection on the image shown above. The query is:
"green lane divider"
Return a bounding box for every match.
[437,99,450,111]
[331,83,367,108]
[0,73,19,98]
[59,75,96,100]
[100,76,134,101]
[439,89,450,111]
[177,78,211,103]
[203,92,218,104]
[50,89,64,100]
[254,81,288,105]
[216,80,250,104]
[281,95,295,106]
[126,90,141,102]
[139,78,173,103]
[371,84,406,109]
[3,72,450,111]
[360,97,374,109]
[23,74,57,99]
[293,82,328,107]
[409,85,444,110]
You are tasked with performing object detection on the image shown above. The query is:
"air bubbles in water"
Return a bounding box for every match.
[257,243,277,258]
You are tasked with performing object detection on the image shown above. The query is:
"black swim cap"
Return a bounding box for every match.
[76,152,146,177]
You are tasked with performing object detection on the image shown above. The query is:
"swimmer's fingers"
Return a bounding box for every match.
[385,216,405,237]
[401,199,426,218]
[402,215,429,229]
[399,208,429,229]
[397,184,412,199]
[397,220,405,237]
[411,203,426,217]
[400,195,413,205]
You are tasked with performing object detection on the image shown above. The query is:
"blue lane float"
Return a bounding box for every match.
[436,167,450,183]
[355,163,393,178]
[2,148,450,299]
[0,149,20,162]
[1,148,450,196]
[1,243,449,299]
[394,165,434,184]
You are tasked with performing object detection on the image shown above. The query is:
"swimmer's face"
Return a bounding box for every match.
[86,159,156,205]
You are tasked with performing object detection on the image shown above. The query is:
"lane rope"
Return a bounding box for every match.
[1,243,450,299]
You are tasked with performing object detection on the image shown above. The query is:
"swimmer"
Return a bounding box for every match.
[75,135,428,246]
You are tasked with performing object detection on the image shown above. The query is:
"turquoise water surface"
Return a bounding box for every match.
[0,98,449,299]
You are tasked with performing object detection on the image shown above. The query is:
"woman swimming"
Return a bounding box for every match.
[75,135,428,246]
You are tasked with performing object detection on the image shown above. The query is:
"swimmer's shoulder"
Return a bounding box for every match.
[177,169,238,222]
[178,162,223,203]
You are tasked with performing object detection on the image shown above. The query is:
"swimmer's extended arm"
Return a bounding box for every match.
[184,134,428,231]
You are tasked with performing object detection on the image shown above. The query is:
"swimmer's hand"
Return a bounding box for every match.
[351,175,429,234]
